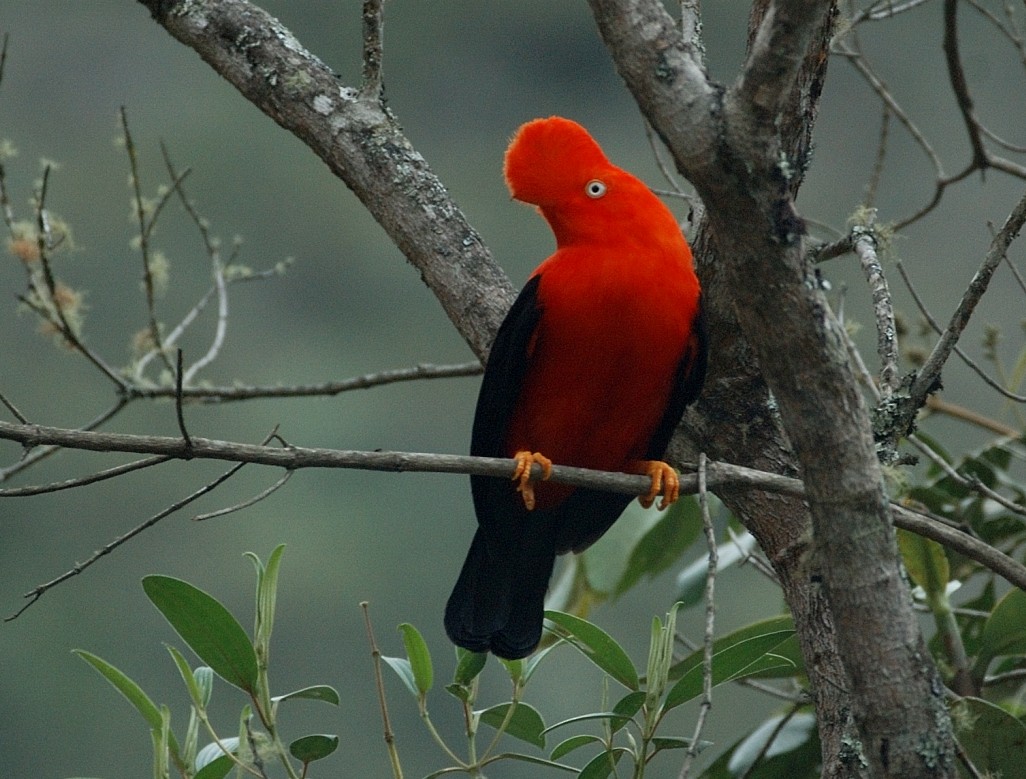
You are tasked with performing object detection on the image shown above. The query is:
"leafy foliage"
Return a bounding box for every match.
[74,546,340,779]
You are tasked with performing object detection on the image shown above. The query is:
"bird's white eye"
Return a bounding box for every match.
[585,179,607,198]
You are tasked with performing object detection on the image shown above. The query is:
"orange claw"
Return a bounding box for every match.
[511,451,553,511]
[635,460,680,511]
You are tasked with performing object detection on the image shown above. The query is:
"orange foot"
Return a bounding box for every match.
[633,460,680,511]
[511,451,553,511]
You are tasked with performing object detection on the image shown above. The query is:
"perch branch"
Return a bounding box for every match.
[1,418,1024,593]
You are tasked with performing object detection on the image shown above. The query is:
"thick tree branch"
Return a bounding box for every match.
[136,0,513,360]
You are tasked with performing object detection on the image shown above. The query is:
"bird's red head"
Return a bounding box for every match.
[503,117,613,207]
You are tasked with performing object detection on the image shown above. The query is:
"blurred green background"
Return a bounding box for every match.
[1,1,1024,776]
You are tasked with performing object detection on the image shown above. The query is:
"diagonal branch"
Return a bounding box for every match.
[136,0,513,360]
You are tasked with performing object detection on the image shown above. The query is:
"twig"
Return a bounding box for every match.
[4,429,279,621]
[852,219,899,397]
[128,361,482,403]
[121,106,174,376]
[174,348,193,452]
[0,389,29,424]
[895,258,1026,402]
[942,0,988,169]
[193,469,293,521]
[0,397,130,482]
[0,32,9,87]
[907,433,1026,518]
[0,454,170,496]
[865,102,890,208]
[361,601,404,779]
[678,453,715,779]
[31,167,127,389]
[923,395,1019,437]
[738,704,802,779]
[910,185,1026,409]
[360,0,385,100]
[851,0,934,24]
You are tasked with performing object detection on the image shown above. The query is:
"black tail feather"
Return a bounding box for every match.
[444,517,557,660]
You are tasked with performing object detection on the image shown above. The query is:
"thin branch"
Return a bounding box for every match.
[193,469,293,521]
[737,705,803,779]
[0,390,29,424]
[5,429,279,621]
[2,418,1025,592]
[128,361,483,403]
[677,453,716,779]
[865,102,890,208]
[0,454,171,496]
[852,219,899,396]
[895,258,1026,402]
[31,167,127,389]
[910,185,1026,408]
[851,0,935,24]
[943,0,988,169]
[121,106,173,376]
[907,432,1026,518]
[360,0,385,99]
[0,32,8,88]
[174,348,192,451]
[923,395,1019,437]
[0,397,130,483]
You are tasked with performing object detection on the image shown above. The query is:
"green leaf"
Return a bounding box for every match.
[73,650,164,733]
[478,702,546,748]
[271,685,340,706]
[142,575,258,694]
[522,640,560,684]
[668,615,796,680]
[247,544,286,651]
[550,734,603,760]
[73,649,184,764]
[453,647,487,686]
[952,697,1026,778]
[663,630,796,711]
[975,588,1026,679]
[289,734,340,763]
[166,646,210,711]
[897,528,949,601]
[381,656,418,699]
[544,611,639,690]
[651,736,710,753]
[193,755,234,779]
[542,711,635,735]
[583,499,703,598]
[398,623,433,695]
[611,690,646,734]
[578,747,627,779]
[195,739,239,774]
[701,711,820,779]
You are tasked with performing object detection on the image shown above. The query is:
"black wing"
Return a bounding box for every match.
[469,274,543,541]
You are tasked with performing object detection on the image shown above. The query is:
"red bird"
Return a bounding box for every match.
[445,117,706,659]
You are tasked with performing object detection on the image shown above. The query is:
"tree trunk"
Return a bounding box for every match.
[589,0,955,775]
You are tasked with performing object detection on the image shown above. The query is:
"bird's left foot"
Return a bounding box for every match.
[511,451,553,511]
[634,460,680,510]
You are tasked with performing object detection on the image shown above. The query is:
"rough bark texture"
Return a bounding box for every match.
[588,0,954,776]
[136,0,955,775]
